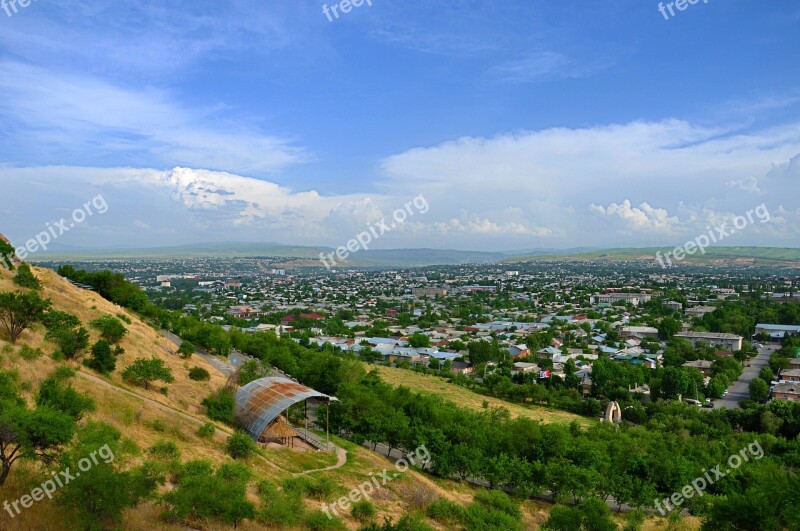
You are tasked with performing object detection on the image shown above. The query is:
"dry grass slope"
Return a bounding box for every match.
[369,364,593,426]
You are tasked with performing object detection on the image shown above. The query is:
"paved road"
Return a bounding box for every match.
[716,344,778,409]
[161,329,235,377]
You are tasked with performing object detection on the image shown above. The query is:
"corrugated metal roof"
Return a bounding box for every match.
[235,377,336,441]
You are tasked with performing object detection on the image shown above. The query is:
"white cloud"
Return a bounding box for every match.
[589,200,678,232]
[0,62,306,174]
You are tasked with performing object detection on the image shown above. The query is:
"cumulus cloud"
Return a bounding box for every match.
[589,200,679,232]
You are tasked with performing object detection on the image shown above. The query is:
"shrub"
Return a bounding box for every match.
[188,367,210,381]
[84,340,117,374]
[202,387,236,424]
[465,503,522,531]
[149,440,180,460]
[52,327,90,359]
[360,515,433,531]
[42,310,81,332]
[283,476,336,500]
[472,489,520,519]
[13,263,41,290]
[257,481,305,527]
[426,499,465,524]
[116,313,132,324]
[351,499,376,522]
[162,460,255,528]
[18,345,44,360]
[303,510,346,531]
[197,422,216,438]
[226,431,256,459]
[90,315,128,344]
[36,376,95,420]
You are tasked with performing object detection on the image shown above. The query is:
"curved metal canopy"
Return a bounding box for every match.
[234,377,336,440]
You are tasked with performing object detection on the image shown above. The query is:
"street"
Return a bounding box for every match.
[715,344,778,409]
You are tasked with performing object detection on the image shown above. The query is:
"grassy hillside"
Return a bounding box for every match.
[0,265,682,530]
[369,365,592,427]
[505,246,800,266]
[0,266,538,529]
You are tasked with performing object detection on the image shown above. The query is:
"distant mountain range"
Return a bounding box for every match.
[504,246,800,266]
[29,242,800,268]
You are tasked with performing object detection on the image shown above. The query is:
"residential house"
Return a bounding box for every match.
[683,360,714,376]
[773,383,800,402]
[675,332,743,351]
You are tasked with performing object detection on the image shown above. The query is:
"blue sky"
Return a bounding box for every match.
[0,0,799,252]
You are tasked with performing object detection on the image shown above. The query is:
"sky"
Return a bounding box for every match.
[0,0,799,253]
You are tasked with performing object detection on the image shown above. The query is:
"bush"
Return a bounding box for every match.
[472,489,521,519]
[464,503,522,531]
[426,499,465,524]
[226,431,256,459]
[359,514,433,531]
[90,315,128,344]
[162,460,255,528]
[283,476,336,500]
[13,263,41,290]
[42,310,81,332]
[52,326,90,359]
[257,481,306,527]
[149,440,181,460]
[36,376,96,421]
[18,345,44,360]
[303,510,346,531]
[202,387,236,424]
[198,422,216,438]
[188,367,210,381]
[84,339,117,374]
[351,499,376,522]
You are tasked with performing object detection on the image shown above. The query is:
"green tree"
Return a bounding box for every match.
[749,377,770,402]
[407,333,431,348]
[0,403,75,485]
[56,422,162,531]
[84,340,117,375]
[657,317,682,340]
[0,291,51,344]
[177,340,195,358]
[122,357,174,390]
[237,359,270,386]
